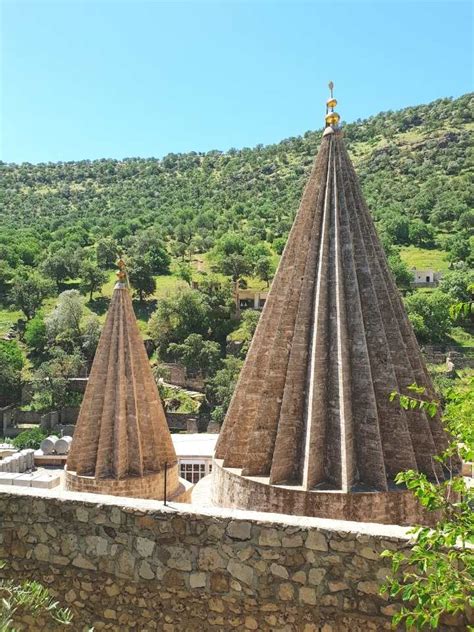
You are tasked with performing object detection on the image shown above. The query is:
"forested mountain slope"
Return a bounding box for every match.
[0,94,472,264]
[0,94,472,419]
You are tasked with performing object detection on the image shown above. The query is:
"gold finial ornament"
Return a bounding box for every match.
[325,81,340,129]
[325,111,341,126]
[116,257,127,283]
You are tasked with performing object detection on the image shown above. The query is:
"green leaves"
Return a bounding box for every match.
[389,386,439,417]
[0,566,73,629]
[382,378,474,630]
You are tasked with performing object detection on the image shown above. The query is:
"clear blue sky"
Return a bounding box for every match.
[1,0,472,164]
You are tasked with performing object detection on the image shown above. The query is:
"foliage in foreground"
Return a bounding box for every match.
[381,376,474,630]
[0,562,72,631]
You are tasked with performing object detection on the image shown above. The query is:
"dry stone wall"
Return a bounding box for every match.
[0,487,466,631]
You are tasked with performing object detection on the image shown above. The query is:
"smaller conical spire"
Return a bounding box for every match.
[66,257,189,501]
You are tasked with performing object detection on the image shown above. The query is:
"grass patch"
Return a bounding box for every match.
[448,326,474,349]
[0,306,23,336]
[400,246,450,272]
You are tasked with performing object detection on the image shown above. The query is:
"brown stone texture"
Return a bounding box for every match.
[212,459,439,527]
[65,465,191,502]
[0,490,468,631]
[214,127,453,522]
[67,283,179,500]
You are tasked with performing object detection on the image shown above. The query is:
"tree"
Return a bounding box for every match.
[0,262,13,298]
[129,231,171,275]
[211,233,253,282]
[176,261,193,286]
[9,271,54,320]
[272,237,286,255]
[168,334,221,377]
[408,220,435,247]
[80,314,101,366]
[388,254,413,294]
[31,349,84,412]
[205,356,243,424]
[196,280,235,349]
[404,291,453,343]
[44,290,101,362]
[41,248,80,288]
[438,269,474,303]
[96,237,118,268]
[127,256,156,302]
[0,340,24,405]
[24,311,47,354]
[380,212,410,245]
[149,289,210,358]
[46,290,84,350]
[229,308,261,357]
[79,260,108,301]
[254,256,275,287]
[445,232,472,266]
[381,377,474,630]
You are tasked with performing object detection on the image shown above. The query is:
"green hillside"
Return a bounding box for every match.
[0,94,472,263]
[0,93,472,419]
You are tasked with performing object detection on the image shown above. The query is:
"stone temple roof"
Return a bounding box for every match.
[215,126,450,496]
[67,281,177,486]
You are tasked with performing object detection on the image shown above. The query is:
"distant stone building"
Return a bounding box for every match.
[238,289,268,310]
[67,260,191,502]
[212,88,454,526]
[411,267,442,287]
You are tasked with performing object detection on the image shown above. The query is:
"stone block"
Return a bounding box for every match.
[299,586,317,605]
[329,539,355,552]
[209,571,229,592]
[258,528,281,547]
[305,531,328,551]
[0,473,14,484]
[31,472,61,489]
[357,581,381,596]
[308,568,326,585]
[136,536,155,558]
[12,472,42,487]
[292,570,306,584]
[270,563,288,579]
[227,520,252,541]
[198,547,226,571]
[189,572,206,589]
[138,560,155,580]
[358,546,379,560]
[227,559,254,586]
[277,582,295,601]
[282,533,303,548]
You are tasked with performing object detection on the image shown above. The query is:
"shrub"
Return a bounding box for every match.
[12,427,47,450]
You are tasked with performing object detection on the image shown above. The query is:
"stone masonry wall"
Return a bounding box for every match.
[0,487,466,631]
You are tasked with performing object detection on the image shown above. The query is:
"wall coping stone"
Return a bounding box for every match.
[0,482,412,540]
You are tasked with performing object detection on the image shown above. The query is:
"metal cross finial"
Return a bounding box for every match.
[329,81,334,98]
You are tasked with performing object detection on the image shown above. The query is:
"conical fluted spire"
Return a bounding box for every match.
[67,278,178,492]
[215,127,450,496]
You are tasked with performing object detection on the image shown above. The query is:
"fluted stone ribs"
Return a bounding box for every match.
[67,286,177,479]
[215,129,449,492]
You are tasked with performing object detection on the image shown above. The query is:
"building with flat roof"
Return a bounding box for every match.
[172,433,217,484]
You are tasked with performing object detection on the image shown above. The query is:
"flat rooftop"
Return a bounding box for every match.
[171,433,218,458]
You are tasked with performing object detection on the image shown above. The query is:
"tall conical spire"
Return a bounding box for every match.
[67,259,187,501]
[212,86,452,525]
